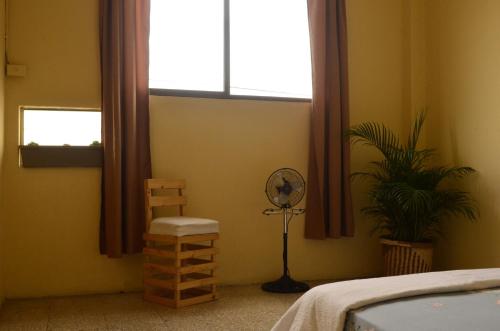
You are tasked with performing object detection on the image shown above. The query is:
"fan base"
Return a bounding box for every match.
[261,275,310,293]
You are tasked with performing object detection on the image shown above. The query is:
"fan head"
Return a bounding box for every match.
[265,168,305,208]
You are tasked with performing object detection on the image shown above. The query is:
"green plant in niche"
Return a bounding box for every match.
[347,112,478,242]
[27,141,39,146]
[90,141,102,146]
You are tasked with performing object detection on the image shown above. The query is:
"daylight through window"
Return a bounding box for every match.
[22,109,101,146]
[149,0,312,99]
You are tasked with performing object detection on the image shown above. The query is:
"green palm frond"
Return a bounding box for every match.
[407,111,426,151]
[346,122,402,161]
[437,166,476,180]
[348,112,478,242]
[435,189,478,220]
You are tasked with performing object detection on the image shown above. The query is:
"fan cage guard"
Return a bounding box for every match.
[265,168,305,208]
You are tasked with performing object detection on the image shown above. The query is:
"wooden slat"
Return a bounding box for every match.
[144,246,218,260]
[179,247,217,259]
[179,276,217,290]
[143,247,175,259]
[143,233,219,244]
[146,179,186,190]
[145,275,217,291]
[145,287,217,308]
[183,287,212,297]
[179,233,219,243]
[143,233,177,244]
[144,261,216,275]
[184,258,212,264]
[210,239,216,295]
[144,277,175,290]
[178,293,218,308]
[149,195,187,207]
[144,263,177,274]
[184,243,209,250]
[174,241,182,302]
[183,272,212,280]
[180,262,216,274]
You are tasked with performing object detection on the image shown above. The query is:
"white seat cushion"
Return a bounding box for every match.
[149,217,219,237]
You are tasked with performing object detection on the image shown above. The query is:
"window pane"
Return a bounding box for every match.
[23,110,101,146]
[149,0,224,91]
[230,0,312,99]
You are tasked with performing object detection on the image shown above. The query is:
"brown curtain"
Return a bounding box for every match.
[99,0,152,257]
[305,0,354,239]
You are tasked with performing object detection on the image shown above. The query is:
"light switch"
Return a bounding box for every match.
[6,64,27,77]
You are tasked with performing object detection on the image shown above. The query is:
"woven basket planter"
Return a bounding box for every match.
[380,239,433,276]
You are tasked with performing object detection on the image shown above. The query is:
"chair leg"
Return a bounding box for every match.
[210,239,216,295]
[174,241,182,308]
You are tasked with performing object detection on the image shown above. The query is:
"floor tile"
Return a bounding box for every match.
[0,284,310,331]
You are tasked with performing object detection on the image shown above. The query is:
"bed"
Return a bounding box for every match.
[345,287,500,331]
[272,269,500,331]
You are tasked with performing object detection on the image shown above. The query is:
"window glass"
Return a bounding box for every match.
[149,0,225,91]
[230,0,312,98]
[23,109,101,146]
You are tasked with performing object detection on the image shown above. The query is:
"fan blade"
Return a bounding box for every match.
[275,176,284,187]
[278,192,289,205]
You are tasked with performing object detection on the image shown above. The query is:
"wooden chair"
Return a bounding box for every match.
[143,179,219,308]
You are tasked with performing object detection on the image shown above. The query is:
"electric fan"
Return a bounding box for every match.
[262,168,310,293]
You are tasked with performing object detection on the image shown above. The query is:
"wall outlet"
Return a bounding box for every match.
[7,64,27,77]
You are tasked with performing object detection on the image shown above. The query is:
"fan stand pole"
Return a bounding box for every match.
[282,208,290,278]
[262,208,310,293]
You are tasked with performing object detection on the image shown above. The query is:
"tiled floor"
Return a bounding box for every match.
[0,285,304,331]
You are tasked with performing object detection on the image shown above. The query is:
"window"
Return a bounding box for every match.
[19,107,102,168]
[149,0,312,100]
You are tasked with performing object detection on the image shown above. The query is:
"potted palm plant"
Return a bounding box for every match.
[347,113,478,276]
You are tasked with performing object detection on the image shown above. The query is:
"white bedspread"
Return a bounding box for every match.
[272,268,500,331]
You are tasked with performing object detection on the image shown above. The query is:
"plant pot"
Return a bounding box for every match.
[20,145,103,168]
[380,239,433,276]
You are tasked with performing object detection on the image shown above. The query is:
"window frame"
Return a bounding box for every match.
[19,106,103,168]
[149,0,312,103]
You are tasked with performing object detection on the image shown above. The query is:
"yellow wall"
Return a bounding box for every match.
[2,0,412,298]
[402,0,427,131]
[2,0,143,298]
[426,0,500,270]
[0,0,5,304]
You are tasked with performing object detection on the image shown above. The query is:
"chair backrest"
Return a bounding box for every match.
[144,179,187,232]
